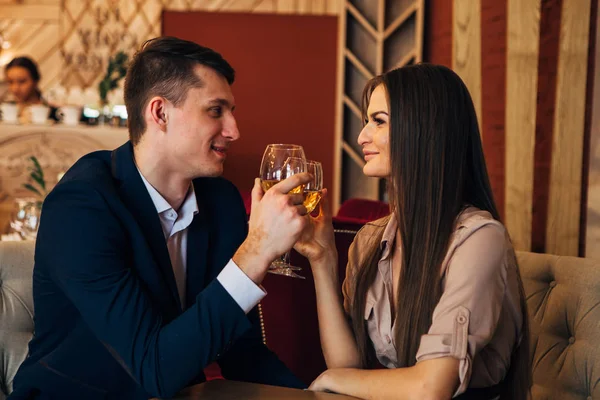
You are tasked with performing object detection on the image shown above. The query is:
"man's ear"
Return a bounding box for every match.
[147,96,168,131]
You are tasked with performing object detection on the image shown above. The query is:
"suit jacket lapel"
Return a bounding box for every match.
[111,142,182,311]
[185,180,210,309]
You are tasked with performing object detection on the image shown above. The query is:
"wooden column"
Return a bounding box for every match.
[333,0,424,211]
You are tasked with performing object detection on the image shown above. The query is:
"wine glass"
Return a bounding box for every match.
[10,198,42,240]
[259,144,307,279]
[303,161,323,214]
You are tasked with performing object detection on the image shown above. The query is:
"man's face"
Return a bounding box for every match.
[165,64,240,178]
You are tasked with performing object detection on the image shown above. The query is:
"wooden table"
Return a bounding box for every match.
[171,380,360,400]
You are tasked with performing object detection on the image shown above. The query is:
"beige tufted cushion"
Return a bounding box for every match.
[0,241,35,398]
[517,251,600,400]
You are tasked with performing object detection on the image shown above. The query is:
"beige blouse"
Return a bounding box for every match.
[342,208,523,397]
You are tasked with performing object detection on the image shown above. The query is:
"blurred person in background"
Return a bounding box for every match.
[4,56,57,122]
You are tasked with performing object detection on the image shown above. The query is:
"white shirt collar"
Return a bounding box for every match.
[136,167,199,232]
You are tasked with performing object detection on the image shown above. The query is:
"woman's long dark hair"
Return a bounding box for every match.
[351,64,531,400]
[5,56,42,99]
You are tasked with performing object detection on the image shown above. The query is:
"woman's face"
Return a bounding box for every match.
[358,84,391,178]
[6,66,37,103]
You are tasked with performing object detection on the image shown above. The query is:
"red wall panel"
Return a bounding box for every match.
[480,0,508,220]
[531,0,563,253]
[163,11,338,194]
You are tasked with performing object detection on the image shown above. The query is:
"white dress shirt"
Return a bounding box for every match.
[137,169,265,313]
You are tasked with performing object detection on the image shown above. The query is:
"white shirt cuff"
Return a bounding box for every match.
[217,259,266,314]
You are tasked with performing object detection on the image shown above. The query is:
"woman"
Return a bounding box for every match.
[295,64,531,399]
[4,56,57,121]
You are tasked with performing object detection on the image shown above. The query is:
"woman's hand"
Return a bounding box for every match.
[308,369,338,393]
[293,188,337,264]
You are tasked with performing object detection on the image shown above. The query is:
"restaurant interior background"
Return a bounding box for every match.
[0,0,598,259]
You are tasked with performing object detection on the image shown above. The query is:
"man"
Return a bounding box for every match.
[11,37,310,399]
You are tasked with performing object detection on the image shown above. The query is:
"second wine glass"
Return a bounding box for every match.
[303,160,323,214]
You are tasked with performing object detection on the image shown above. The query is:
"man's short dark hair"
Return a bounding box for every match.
[124,36,235,145]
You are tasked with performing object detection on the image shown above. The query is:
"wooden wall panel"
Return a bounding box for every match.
[480,0,507,218]
[531,0,562,253]
[452,0,482,131]
[423,0,451,67]
[585,0,600,259]
[546,0,592,255]
[504,0,541,251]
[332,0,346,214]
[334,0,424,210]
[425,0,597,257]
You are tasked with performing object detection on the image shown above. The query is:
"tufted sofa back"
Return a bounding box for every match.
[517,251,600,400]
[0,241,35,399]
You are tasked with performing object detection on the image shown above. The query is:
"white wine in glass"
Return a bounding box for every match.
[259,144,307,279]
[303,160,323,213]
[261,179,304,194]
[303,190,322,213]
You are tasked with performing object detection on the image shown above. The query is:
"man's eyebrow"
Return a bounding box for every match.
[208,98,232,107]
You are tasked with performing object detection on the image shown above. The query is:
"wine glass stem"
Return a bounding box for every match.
[271,251,290,268]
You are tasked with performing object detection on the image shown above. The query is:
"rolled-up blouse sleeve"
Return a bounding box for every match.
[415,223,508,397]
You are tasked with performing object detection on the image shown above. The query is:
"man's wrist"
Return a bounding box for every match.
[233,241,271,285]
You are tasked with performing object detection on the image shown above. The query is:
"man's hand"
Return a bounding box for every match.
[233,173,312,284]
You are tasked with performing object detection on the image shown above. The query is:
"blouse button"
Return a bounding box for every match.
[385,335,392,344]
[457,315,467,324]
[569,337,575,344]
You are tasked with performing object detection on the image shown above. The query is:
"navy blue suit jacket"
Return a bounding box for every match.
[10,142,304,399]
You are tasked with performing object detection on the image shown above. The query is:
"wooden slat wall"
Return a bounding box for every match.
[334,0,424,210]
[480,0,507,220]
[531,0,563,254]
[452,0,482,131]
[546,0,592,255]
[332,0,346,215]
[504,0,541,251]
[585,0,600,259]
[426,0,597,257]
[424,0,451,67]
